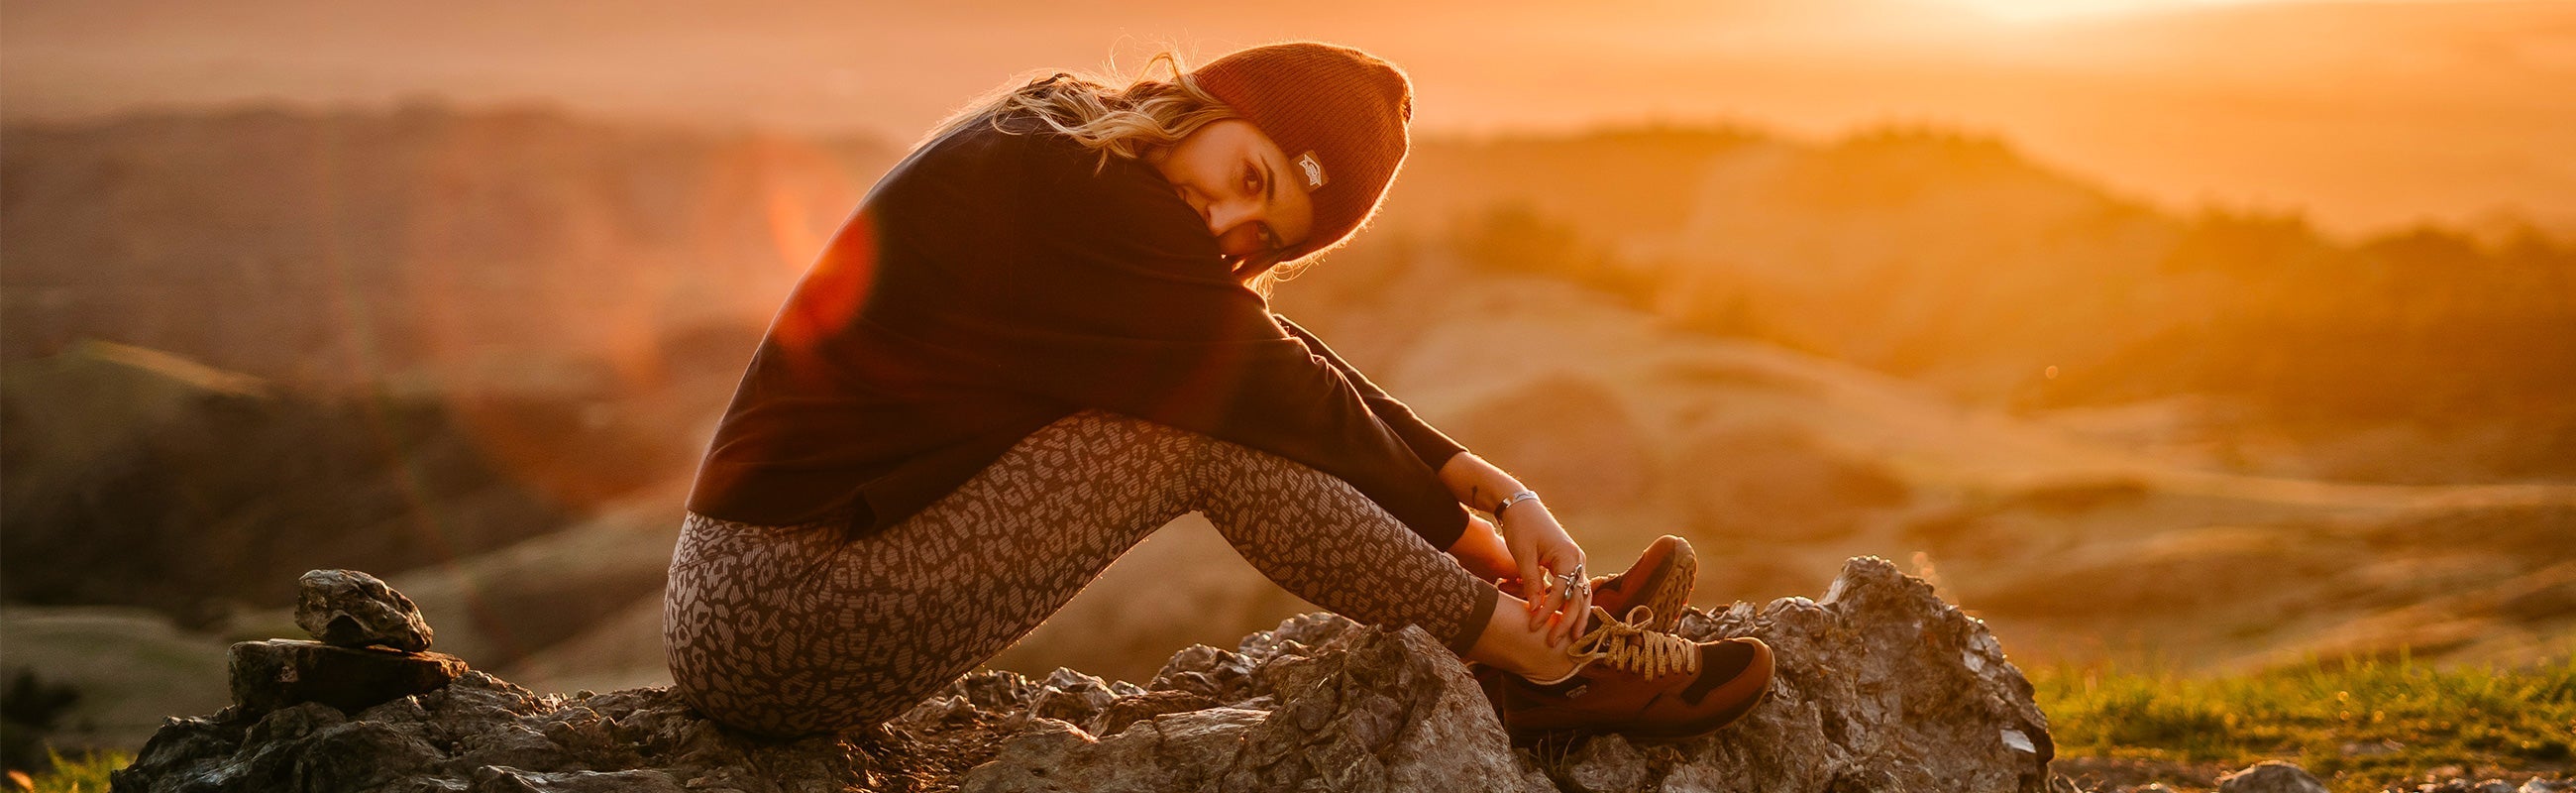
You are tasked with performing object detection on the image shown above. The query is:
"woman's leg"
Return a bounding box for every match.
[666,408,1508,736]
[1189,438,1579,681]
[668,410,1207,736]
[1188,435,1502,655]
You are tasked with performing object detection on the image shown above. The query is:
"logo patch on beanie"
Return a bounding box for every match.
[1292,150,1329,191]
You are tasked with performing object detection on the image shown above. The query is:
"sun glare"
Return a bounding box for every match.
[1934,0,2272,23]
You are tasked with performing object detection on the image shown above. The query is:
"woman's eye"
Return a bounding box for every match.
[1244,165,1261,195]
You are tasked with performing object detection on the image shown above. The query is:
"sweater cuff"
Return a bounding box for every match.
[1415,503,1471,553]
[1444,580,1502,656]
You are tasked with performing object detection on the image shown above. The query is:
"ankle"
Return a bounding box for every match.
[1465,594,1582,682]
[1512,650,1581,684]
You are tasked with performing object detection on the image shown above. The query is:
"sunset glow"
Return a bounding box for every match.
[2,3,2571,789]
[1932,0,2275,22]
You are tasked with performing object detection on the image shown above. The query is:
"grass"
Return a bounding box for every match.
[16,751,126,792]
[2034,653,2576,792]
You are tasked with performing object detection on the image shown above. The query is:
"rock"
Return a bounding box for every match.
[228,639,469,715]
[2397,781,2534,793]
[114,671,883,793]
[468,766,688,792]
[1026,667,1117,728]
[294,569,435,652]
[2219,761,2329,793]
[113,555,2056,793]
[1558,734,1652,793]
[962,623,1552,793]
[1629,555,2057,792]
[1093,690,1221,736]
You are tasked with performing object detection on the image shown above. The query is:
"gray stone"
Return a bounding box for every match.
[1094,689,1222,736]
[469,766,687,793]
[1028,666,1118,728]
[294,569,434,652]
[1560,734,1652,793]
[964,623,1549,793]
[228,639,469,716]
[1611,555,2056,793]
[2219,761,2330,793]
[116,555,2058,793]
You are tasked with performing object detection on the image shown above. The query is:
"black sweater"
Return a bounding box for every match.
[685,108,1472,549]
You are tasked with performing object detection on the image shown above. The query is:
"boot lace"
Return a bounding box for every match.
[1568,605,1700,679]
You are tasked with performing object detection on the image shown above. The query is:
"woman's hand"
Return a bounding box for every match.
[1432,452,1590,645]
[1500,501,1589,647]
[1446,513,1519,583]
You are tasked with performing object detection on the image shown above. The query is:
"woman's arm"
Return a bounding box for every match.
[926,128,1473,549]
[1439,451,1592,644]
[1271,314,1467,472]
[1436,450,1524,515]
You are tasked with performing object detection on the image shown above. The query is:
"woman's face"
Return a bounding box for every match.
[1150,119,1316,264]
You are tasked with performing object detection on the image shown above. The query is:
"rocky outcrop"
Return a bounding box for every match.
[226,640,469,716]
[2219,760,2330,793]
[114,557,2058,792]
[1649,555,2056,793]
[293,569,433,653]
[955,615,1556,793]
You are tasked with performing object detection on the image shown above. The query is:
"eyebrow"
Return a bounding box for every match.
[1261,156,1287,245]
[1261,156,1279,210]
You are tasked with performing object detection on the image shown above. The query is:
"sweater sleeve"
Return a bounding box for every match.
[1270,314,1469,473]
[902,132,1471,549]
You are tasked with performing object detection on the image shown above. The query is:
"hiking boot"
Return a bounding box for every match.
[1474,608,1774,744]
[1495,534,1697,633]
[1585,534,1696,633]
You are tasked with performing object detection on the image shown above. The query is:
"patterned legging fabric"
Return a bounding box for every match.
[664,408,1502,737]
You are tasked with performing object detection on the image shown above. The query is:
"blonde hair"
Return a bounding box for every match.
[920,51,1305,297]
[925,52,1231,170]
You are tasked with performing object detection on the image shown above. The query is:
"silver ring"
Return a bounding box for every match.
[1555,564,1586,600]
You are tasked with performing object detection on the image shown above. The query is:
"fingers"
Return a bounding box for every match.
[1515,540,1546,620]
[1549,573,1592,646]
[1546,544,1589,645]
[1530,559,1567,633]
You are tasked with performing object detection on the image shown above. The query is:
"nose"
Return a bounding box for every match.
[1206,198,1257,239]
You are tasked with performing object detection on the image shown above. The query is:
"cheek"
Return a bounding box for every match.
[1213,224,1262,256]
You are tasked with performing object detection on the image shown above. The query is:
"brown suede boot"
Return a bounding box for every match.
[1474,607,1774,744]
[1496,534,1697,633]
[1584,534,1696,632]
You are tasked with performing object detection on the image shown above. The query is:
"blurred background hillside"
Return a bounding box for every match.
[3,0,2572,773]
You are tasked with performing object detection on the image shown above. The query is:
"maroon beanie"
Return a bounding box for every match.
[1187,42,1413,265]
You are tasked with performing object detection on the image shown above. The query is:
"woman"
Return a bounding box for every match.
[664,41,1771,741]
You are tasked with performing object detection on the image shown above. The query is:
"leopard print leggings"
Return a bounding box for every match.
[664,408,1501,737]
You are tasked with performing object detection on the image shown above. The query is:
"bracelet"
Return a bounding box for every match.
[1493,490,1540,516]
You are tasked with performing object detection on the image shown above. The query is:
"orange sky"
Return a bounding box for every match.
[4,0,2569,239]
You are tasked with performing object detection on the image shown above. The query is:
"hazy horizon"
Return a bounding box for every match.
[6,0,2571,240]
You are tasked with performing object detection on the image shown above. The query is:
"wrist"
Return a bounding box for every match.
[1492,489,1541,517]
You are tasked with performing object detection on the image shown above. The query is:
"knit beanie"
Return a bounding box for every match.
[1187,42,1413,265]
